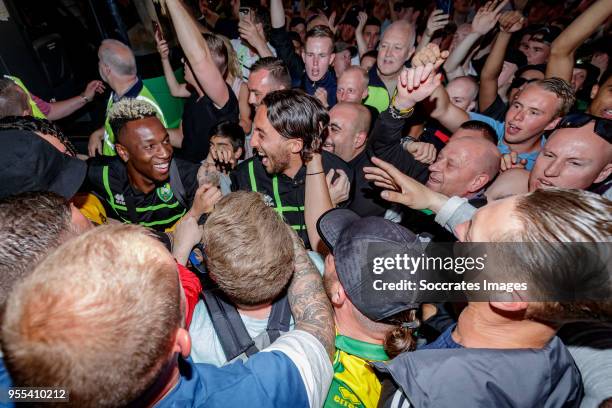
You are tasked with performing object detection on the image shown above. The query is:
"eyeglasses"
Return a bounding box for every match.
[556,113,611,144]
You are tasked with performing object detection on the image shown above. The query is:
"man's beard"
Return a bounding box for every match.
[263,149,291,174]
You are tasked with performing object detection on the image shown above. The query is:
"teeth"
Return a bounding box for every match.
[154,163,169,170]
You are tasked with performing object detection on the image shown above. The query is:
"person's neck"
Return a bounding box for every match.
[378,69,399,96]
[127,166,157,195]
[348,146,366,163]
[282,156,305,179]
[503,134,542,154]
[112,76,139,98]
[236,302,273,319]
[334,307,385,345]
[130,356,181,407]
[452,303,557,349]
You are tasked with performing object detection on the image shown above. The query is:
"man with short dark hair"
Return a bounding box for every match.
[248,57,292,108]
[84,98,205,232]
[269,0,338,107]
[230,89,352,248]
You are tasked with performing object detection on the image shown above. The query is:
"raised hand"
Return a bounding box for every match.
[82,80,105,101]
[190,183,222,218]
[364,156,448,212]
[411,43,449,68]
[357,11,367,33]
[424,9,450,38]
[393,63,443,110]
[239,13,267,51]
[471,0,509,35]
[499,10,524,33]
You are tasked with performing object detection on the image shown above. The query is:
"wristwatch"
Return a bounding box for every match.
[400,136,416,149]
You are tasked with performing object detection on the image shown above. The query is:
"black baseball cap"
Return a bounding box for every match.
[0,129,86,200]
[317,209,426,322]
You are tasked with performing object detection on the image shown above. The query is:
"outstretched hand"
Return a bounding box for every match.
[363,157,448,212]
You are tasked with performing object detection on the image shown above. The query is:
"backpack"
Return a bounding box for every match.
[201,276,292,363]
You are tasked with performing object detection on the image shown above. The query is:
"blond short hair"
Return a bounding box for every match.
[203,191,294,305]
[2,224,181,407]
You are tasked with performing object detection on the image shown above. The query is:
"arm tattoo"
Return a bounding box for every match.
[288,236,335,361]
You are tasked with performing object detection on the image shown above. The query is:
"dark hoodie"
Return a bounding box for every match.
[375,336,583,408]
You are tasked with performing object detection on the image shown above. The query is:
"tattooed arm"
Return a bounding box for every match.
[288,231,335,361]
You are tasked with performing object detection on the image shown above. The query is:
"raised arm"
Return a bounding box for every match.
[288,230,335,360]
[546,0,612,82]
[166,0,229,108]
[479,11,524,111]
[416,9,450,53]
[305,152,334,254]
[46,81,105,121]
[239,12,274,58]
[355,12,368,58]
[270,0,286,28]
[155,33,190,98]
[443,0,507,80]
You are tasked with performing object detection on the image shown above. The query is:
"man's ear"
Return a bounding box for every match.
[490,300,528,313]
[301,50,306,63]
[354,131,368,150]
[594,163,612,184]
[467,100,477,112]
[469,173,490,193]
[115,143,129,162]
[172,328,191,358]
[362,87,369,101]
[288,138,303,154]
[324,254,347,306]
[544,116,562,131]
[590,84,600,100]
[329,52,336,66]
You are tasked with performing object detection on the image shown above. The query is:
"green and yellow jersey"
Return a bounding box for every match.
[324,334,389,408]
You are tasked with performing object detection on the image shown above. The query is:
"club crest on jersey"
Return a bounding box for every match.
[157,183,174,202]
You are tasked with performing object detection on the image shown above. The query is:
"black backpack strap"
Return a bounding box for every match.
[169,159,188,209]
[266,293,292,343]
[202,285,260,361]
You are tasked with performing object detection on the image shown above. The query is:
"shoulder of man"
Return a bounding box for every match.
[374,337,583,408]
[230,157,262,192]
[86,156,124,189]
[172,157,199,204]
[321,150,354,182]
[172,331,332,407]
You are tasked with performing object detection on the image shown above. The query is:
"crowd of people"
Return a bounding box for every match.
[0,0,611,406]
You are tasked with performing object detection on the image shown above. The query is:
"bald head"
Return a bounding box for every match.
[98,39,137,79]
[446,76,478,112]
[325,102,371,161]
[377,21,416,77]
[337,66,369,103]
[427,136,501,197]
